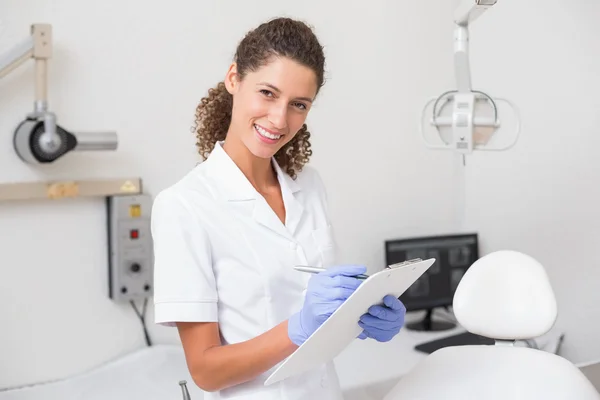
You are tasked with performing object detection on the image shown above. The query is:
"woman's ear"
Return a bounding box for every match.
[224,63,239,95]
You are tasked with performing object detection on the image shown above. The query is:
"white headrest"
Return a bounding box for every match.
[453,250,557,340]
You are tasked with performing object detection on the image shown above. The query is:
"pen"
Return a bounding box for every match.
[293,265,370,280]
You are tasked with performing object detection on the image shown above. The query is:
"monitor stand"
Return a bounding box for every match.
[405,308,455,332]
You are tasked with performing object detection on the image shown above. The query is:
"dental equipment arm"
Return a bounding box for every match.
[454,0,498,93]
[454,0,498,27]
[0,24,118,164]
[0,31,35,80]
[420,0,520,158]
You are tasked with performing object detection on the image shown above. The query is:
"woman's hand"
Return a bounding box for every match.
[357,295,406,342]
[288,265,366,346]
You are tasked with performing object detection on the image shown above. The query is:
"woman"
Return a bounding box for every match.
[151,17,406,399]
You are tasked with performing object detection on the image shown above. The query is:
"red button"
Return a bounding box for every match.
[130,229,139,239]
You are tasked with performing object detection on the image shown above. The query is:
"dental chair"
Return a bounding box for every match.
[384,250,600,400]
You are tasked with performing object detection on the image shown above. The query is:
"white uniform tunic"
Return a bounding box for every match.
[151,142,343,399]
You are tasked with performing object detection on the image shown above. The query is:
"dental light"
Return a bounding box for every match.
[0,24,118,164]
[419,0,520,163]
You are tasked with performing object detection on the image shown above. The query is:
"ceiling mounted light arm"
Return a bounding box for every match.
[454,0,497,93]
[454,0,498,26]
[419,0,520,161]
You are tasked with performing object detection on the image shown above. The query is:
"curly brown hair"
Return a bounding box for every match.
[193,17,326,179]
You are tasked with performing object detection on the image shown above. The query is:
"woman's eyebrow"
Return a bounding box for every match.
[258,82,313,103]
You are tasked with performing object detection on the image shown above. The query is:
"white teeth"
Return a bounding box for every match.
[255,124,281,140]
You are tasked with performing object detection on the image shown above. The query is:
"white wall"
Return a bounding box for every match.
[0,0,461,390]
[462,0,600,364]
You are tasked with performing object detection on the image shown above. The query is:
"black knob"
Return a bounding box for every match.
[130,263,141,273]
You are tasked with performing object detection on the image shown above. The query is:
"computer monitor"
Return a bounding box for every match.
[385,233,479,332]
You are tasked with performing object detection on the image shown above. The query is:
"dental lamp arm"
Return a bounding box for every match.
[453,0,498,93]
[421,0,517,157]
[454,0,498,27]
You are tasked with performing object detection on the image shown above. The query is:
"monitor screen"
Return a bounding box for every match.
[385,233,479,312]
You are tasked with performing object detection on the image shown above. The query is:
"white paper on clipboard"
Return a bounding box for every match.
[265,258,435,386]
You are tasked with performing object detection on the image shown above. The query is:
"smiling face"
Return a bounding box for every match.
[224,56,318,160]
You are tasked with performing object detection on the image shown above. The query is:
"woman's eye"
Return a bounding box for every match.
[260,89,273,97]
[294,102,307,110]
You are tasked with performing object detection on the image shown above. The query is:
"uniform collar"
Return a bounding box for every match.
[203,141,305,239]
[204,141,301,202]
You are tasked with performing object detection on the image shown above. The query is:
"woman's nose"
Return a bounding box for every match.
[268,104,288,130]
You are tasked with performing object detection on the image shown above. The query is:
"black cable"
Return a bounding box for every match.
[131,298,152,347]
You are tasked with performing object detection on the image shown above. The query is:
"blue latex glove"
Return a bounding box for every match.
[357,295,406,342]
[288,265,366,346]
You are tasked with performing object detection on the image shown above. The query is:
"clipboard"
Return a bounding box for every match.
[265,258,435,386]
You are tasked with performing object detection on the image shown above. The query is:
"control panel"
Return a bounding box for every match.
[106,194,153,302]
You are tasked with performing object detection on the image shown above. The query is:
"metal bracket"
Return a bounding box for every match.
[1,23,119,164]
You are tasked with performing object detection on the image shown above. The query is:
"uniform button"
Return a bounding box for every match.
[289,242,297,250]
